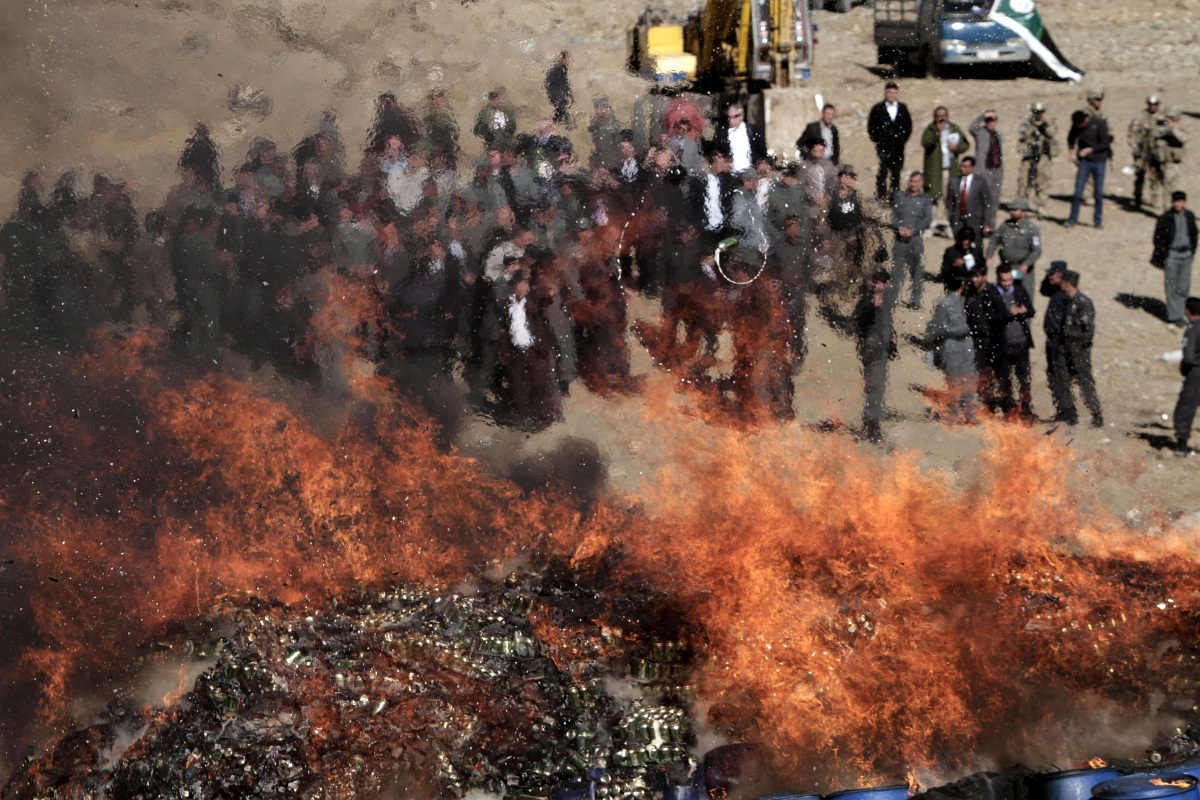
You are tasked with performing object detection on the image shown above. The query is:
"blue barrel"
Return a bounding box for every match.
[1093,773,1199,800]
[553,784,593,800]
[1174,764,1200,784]
[824,785,911,800]
[664,785,705,800]
[758,794,822,800]
[1040,768,1125,800]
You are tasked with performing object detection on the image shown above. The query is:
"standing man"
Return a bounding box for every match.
[1047,270,1103,428]
[925,271,978,423]
[854,269,897,443]
[588,97,623,170]
[921,106,970,208]
[867,82,913,202]
[970,110,1004,232]
[544,51,574,128]
[474,87,518,153]
[798,103,841,166]
[992,264,1036,419]
[1151,191,1198,327]
[1172,297,1200,455]
[1152,108,1187,210]
[1017,102,1058,216]
[987,199,1042,295]
[946,157,993,240]
[1129,94,1162,208]
[1066,93,1113,229]
[890,171,934,310]
[714,104,768,175]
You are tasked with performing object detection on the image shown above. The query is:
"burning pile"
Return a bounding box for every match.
[2,572,703,799]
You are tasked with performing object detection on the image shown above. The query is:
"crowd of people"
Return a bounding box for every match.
[0,75,1193,445]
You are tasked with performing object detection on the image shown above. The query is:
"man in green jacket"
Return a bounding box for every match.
[921,106,970,205]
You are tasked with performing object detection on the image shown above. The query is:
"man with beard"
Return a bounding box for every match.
[940,226,985,285]
[964,265,1003,412]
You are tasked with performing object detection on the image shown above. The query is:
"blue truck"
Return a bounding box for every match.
[874,0,1032,76]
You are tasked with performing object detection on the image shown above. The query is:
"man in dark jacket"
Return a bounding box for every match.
[713,104,768,175]
[965,265,1003,410]
[941,226,985,285]
[797,104,840,166]
[1066,105,1113,229]
[1047,269,1103,427]
[1172,296,1200,454]
[1151,191,1198,326]
[854,269,897,443]
[867,82,913,201]
[946,157,993,240]
[544,51,573,127]
[992,264,1036,419]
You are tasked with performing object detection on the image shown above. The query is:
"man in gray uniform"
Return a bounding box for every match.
[1172,297,1200,455]
[1151,190,1198,326]
[925,270,978,423]
[890,171,934,310]
[987,199,1043,295]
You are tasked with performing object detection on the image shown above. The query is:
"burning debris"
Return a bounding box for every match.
[2,572,705,800]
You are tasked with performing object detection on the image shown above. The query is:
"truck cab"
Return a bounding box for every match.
[874,0,1031,75]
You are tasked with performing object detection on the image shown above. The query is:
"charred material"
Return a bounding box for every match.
[2,573,703,800]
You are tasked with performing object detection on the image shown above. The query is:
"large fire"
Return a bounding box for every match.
[2,310,1200,794]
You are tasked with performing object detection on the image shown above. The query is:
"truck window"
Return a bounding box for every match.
[943,0,986,14]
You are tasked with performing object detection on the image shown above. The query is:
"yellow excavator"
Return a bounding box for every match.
[626,0,815,90]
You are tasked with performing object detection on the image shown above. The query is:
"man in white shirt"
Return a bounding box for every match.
[715,105,767,175]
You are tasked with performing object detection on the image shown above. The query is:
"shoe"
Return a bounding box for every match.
[1063,220,1077,228]
[1173,445,1193,458]
[1094,222,1103,229]
[1090,415,1104,429]
[1050,414,1078,426]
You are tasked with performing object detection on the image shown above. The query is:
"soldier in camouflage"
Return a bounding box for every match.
[1153,108,1187,210]
[1129,95,1161,208]
[1017,102,1057,215]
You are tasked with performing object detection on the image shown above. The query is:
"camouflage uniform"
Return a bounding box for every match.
[1129,96,1162,207]
[1017,103,1058,215]
[1153,109,1187,210]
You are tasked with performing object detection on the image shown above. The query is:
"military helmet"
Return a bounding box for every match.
[1147,95,1161,105]
[1030,101,1046,113]
[1085,88,1104,101]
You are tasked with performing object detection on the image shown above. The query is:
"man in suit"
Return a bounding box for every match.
[867,82,913,201]
[797,103,840,166]
[946,157,993,240]
[713,104,768,175]
[970,110,1004,231]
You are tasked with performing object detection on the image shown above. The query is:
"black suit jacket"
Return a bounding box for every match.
[797,120,841,165]
[1152,208,1199,267]
[867,101,913,155]
[712,122,768,167]
[946,174,993,234]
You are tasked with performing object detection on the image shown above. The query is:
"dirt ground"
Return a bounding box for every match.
[2,0,1200,519]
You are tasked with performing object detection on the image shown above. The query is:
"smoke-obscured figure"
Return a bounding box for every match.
[367,93,424,156]
[170,206,226,359]
[89,174,140,321]
[423,89,460,168]
[924,270,978,424]
[544,51,573,128]
[768,214,811,372]
[573,229,637,395]
[826,164,885,301]
[1,173,54,342]
[178,122,222,195]
[854,269,896,443]
[722,250,795,424]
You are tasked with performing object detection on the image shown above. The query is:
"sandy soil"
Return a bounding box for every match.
[3,0,1200,536]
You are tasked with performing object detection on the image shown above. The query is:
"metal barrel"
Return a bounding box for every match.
[824,786,911,800]
[1039,769,1126,800]
[1092,773,1199,800]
